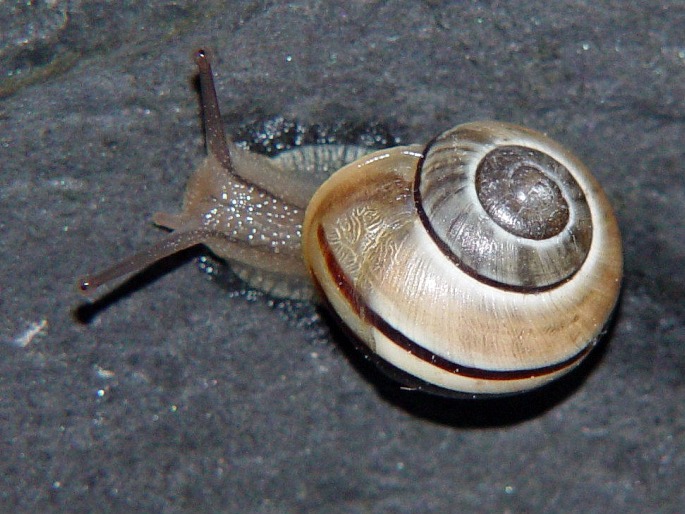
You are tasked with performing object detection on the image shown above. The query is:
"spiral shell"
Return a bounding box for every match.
[417,122,593,290]
[303,121,622,395]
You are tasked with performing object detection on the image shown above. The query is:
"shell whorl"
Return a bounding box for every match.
[416,121,593,290]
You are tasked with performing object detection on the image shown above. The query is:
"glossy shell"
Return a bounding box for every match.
[302,121,622,395]
[418,122,593,289]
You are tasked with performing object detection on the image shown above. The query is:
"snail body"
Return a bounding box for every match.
[79,51,622,396]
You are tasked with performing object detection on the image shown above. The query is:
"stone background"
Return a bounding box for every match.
[0,1,683,512]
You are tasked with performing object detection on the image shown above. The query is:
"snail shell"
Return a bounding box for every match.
[79,51,622,397]
[303,122,622,395]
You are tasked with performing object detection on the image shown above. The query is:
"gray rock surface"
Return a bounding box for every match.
[1,1,683,512]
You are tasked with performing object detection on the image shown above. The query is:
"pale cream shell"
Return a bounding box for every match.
[303,128,622,395]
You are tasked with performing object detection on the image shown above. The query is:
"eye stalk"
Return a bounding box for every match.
[78,49,237,297]
[77,228,219,296]
[194,49,234,174]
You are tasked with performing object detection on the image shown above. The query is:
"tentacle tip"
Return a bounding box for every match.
[76,277,97,298]
[195,48,209,66]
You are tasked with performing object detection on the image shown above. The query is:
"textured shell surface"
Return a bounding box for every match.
[303,122,622,395]
[417,122,594,290]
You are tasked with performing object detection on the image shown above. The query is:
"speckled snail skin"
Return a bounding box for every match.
[79,50,623,396]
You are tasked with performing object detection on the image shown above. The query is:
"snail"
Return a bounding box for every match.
[79,50,623,396]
